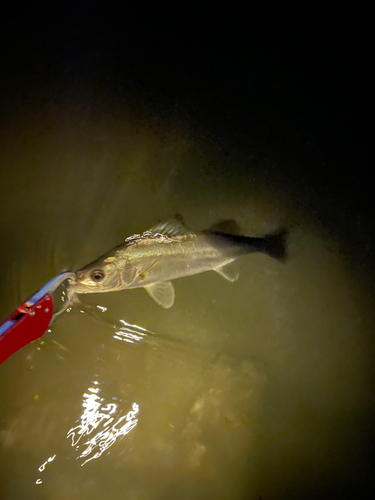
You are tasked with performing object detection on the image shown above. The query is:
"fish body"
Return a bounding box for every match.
[70,217,286,308]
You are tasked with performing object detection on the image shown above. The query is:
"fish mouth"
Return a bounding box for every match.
[67,274,78,286]
[66,273,96,294]
[69,281,101,294]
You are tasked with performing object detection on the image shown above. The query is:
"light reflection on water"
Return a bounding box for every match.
[113,319,149,344]
[36,454,57,485]
[75,300,191,355]
[34,377,140,486]
[67,380,139,466]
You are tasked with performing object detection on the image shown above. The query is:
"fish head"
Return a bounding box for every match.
[70,257,122,294]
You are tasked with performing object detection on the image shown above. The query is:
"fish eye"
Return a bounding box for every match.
[90,269,105,282]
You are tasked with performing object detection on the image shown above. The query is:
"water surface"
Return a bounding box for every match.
[0,90,374,500]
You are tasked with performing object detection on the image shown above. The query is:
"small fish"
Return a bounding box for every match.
[70,216,286,308]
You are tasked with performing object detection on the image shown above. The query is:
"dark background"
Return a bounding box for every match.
[1,1,373,255]
[1,1,374,498]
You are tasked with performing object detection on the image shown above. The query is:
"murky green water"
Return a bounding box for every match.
[1,90,374,500]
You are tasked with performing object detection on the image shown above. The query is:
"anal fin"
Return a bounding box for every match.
[144,282,175,308]
[214,261,239,282]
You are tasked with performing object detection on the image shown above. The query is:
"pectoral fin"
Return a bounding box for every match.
[144,282,175,308]
[214,261,239,282]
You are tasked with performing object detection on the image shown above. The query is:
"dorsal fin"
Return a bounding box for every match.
[208,220,242,235]
[149,214,190,236]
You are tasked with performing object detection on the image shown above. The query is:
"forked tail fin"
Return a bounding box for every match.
[263,229,288,261]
